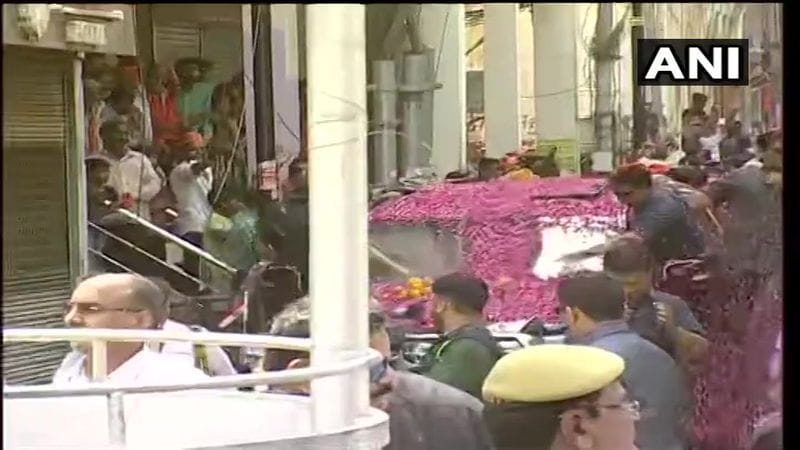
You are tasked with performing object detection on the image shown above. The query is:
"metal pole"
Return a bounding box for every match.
[631,3,646,152]
[241,4,259,188]
[370,60,399,187]
[595,4,615,165]
[305,4,370,433]
[399,52,429,179]
[107,392,126,445]
[254,4,276,194]
[70,54,89,279]
[91,340,107,381]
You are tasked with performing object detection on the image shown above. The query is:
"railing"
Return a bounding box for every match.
[90,207,240,301]
[110,208,237,275]
[89,222,208,289]
[3,328,383,447]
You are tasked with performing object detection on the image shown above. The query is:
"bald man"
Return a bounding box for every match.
[53,274,208,385]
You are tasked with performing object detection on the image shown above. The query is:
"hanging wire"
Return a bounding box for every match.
[433,8,451,81]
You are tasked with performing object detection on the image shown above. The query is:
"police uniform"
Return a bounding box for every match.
[482,344,624,404]
[481,345,629,450]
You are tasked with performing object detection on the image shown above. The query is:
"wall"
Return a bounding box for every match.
[271,4,302,165]
[3,4,136,55]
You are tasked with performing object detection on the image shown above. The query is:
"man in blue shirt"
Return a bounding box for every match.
[609,164,704,264]
[603,234,709,373]
[559,272,692,450]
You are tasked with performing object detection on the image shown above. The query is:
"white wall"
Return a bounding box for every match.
[271,5,302,165]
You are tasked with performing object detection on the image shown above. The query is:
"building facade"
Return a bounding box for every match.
[3,3,137,383]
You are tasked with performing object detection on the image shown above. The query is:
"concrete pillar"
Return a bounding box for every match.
[484,3,521,158]
[271,5,302,166]
[419,4,467,175]
[305,4,370,433]
[533,4,579,167]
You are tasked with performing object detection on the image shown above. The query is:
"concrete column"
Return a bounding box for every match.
[271,5,302,166]
[484,3,521,158]
[306,4,370,433]
[419,4,467,175]
[533,4,579,163]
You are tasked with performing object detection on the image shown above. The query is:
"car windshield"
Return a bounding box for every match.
[531,217,620,280]
[369,223,464,282]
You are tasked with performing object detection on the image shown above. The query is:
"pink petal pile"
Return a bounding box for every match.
[370,178,625,328]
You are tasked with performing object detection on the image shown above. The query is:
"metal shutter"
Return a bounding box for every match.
[2,48,72,385]
[201,24,243,83]
[153,19,242,84]
[154,22,202,67]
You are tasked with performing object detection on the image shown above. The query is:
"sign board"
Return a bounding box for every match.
[65,20,106,46]
[258,160,278,192]
[637,39,749,86]
[536,139,581,176]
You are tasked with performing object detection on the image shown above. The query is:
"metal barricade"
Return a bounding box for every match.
[3,328,389,449]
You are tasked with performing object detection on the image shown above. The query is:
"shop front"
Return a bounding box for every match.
[2,3,136,383]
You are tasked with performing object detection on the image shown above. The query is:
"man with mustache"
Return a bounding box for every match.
[482,345,639,450]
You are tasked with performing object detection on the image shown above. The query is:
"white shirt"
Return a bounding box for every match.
[106,149,164,221]
[170,161,214,235]
[159,319,237,376]
[52,347,209,385]
[700,132,723,162]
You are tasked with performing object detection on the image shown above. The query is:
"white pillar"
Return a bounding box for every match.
[484,3,521,158]
[306,4,370,432]
[419,4,467,175]
[271,5,302,166]
[533,4,579,164]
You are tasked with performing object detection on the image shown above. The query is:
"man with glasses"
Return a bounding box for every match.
[609,163,704,266]
[482,344,639,450]
[557,272,692,450]
[53,274,209,384]
[266,297,494,450]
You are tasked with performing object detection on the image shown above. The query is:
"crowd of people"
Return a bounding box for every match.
[81,54,271,292]
[58,79,781,450]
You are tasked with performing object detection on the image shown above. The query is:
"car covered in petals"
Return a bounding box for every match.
[368,177,626,355]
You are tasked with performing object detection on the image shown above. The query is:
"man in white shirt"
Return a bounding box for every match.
[169,132,213,277]
[101,118,163,222]
[699,118,725,163]
[147,277,238,376]
[53,274,208,385]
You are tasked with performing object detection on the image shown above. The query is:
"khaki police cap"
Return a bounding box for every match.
[482,344,625,403]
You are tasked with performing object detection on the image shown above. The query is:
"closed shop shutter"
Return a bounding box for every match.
[153,19,242,84]
[154,22,201,67]
[2,48,73,384]
[201,24,243,83]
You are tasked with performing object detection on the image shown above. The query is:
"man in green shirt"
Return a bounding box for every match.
[174,58,215,140]
[415,273,503,399]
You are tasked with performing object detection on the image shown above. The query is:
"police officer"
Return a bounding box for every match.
[414,273,503,399]
[482,345,639,450]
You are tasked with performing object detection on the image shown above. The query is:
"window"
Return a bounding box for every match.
[369,223,464,282]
